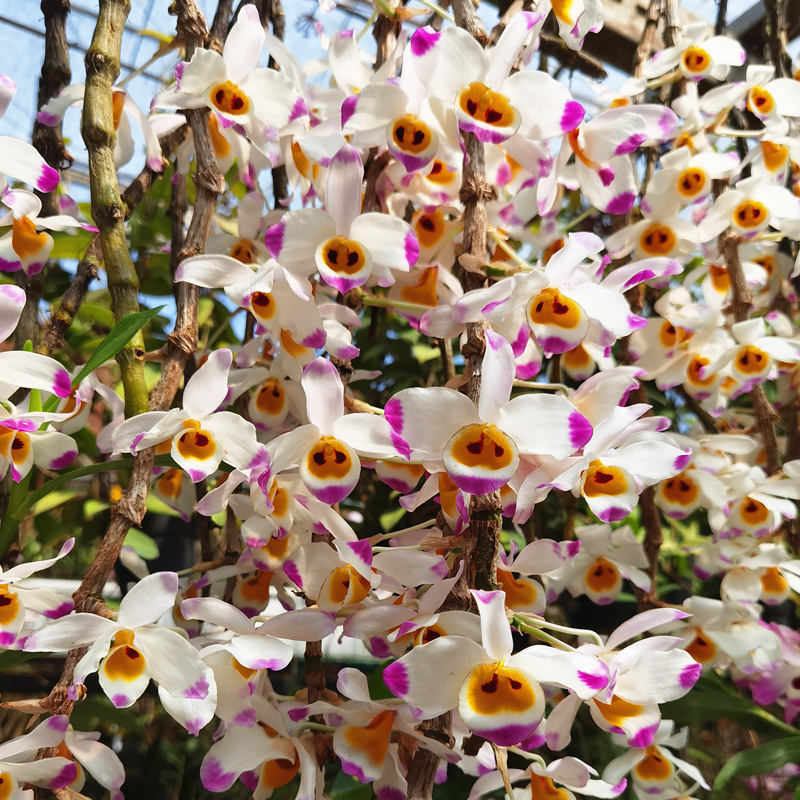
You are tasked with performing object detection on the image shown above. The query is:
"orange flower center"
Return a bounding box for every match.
[736,345,769,375]
[528,287,583,330]
[208,114,231,158]
[400,266,439,307]
[584,557,620,593]
[255,379,286,416]
[320,237,368,275]
[686,630,717,664]
[210,80,250,116]
[305,436,354,480]
[391,114,434,153]
[639,223,676,256]
[583,461,628,497]
[595,694,644,728]
[458,82,516,127]
[661,472,699,506]
[449,423,515,471]
[733,200,768,230]
[682,46,711,73]
[463,662,537,716]
[12,216,48,259]
[230,239,258,264]
[677,167,706,198]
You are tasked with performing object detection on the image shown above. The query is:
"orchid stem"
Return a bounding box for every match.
[508,747,547,768]
[372,544,425,551]
[489,233,532,271]
[375,518,438,542]
[645,69,680,89]
[562,206,598,232]
[514,618,576,651]
[512,380,570,396]
[294,721,336,736]
[416,0,455,22]
[357,290,432,314]
[357,9,378,40]
[516,613,604,647]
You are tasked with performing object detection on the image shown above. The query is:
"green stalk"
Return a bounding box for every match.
[81,0,148,418]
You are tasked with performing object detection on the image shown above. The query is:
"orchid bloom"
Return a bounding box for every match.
[198,693,321,799]
[265,143,419,292]
[25,574,216,736]
[561,105,679,215]
[700,65,800,131]
[603,720,710,796]
[0,538,74,648]
[289,667,458,787]
[469,755,627,800]
[58,726,127,800]
[698,174,800,242]
[674,594,781,674]
[514,401,690,524]
[343,561,481,658]
[261,357,402,504]
[38,84,164,172]
[643,22,746,83]
[0,74,60,193]
[0,400,77,482]
[175,255,328,352]
[544,608,701,751]
[386,329,592,495]
[113,349,265,482]
[383,589,609,746]
[545,524,650,605]
[153,5,306,156]
[0,188,89,275]
[0,715,78,800]
[409,22,583,146]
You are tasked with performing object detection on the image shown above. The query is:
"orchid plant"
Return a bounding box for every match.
[3,1,800,799]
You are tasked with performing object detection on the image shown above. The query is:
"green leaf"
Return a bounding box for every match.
[367,661,395,701]
[329,771,375,800]
[197,296,215,327]
[380,506,406,532]
[69,694,144,732]
[34,512,65,546]
[31,489,81,516]
[49,228,94,260]
[0,650,51,671]
[78,303,116,329]
[661,676,800,739]
[411,344,440,364]
[123,528,160,560]
[42,305,164,413]
[71,305,165,387]
[146,492,180,518]
[84,499,111,519]
[714,738,800,796]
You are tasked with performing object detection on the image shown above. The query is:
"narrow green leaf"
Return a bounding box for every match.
[42,305,164,413]
[661,683,800,740]
[71,305,165,386]
[123,528,160,560]
[49,228,94,260]
[0,650,51,671]
[714,738,800,796]
[78,303,116,329]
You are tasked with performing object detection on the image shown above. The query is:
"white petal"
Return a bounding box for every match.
[301,358,343,435]
[223,4,265,83]
[117,572,178,628]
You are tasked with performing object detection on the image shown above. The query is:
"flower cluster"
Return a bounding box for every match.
[3,3,800,800]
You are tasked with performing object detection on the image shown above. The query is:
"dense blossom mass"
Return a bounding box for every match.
[3,1,800,799]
